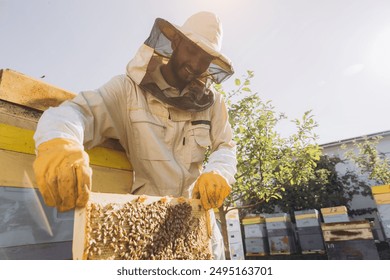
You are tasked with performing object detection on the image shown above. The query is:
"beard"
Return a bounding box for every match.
[170,56,203,87]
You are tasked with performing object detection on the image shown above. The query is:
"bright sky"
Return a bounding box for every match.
[1,0,389,145]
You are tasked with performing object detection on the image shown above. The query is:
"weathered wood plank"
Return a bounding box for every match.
[322,228,373,242]
[0,69,75,111]
[0,100,40,130]
[90,164,133,194]
[321,221,374,242]
[373,193,390,205]
[321,221,371,231]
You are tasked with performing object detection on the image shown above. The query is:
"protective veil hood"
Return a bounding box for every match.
[126,12,234,112]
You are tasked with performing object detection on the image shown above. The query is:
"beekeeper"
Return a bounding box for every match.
[33,11,237,260]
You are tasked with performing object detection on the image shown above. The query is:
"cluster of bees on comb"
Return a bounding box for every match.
[84,196,212,260]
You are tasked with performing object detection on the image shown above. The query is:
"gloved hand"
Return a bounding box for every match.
[33,138,92,212]
[192,171,231,210]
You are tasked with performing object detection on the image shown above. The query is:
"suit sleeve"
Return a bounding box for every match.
[203,92,237,185]
[34,75,129,150]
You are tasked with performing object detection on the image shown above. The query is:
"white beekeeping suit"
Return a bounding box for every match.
[33,11,237,260]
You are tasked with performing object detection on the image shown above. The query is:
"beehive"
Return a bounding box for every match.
[321,221,380,260]
[242,215,269,257]
[294,209,325,254]
[265,213,297,255]
[321,206,349,223]
[0,69,133,259]
[0,69,133,194]
[73,192,212,260]
[371,185,390,239]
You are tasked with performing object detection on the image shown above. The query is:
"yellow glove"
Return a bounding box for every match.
[192,171,231,210]
[33,138,92,212]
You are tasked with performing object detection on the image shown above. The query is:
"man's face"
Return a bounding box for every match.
[170,38,214,85]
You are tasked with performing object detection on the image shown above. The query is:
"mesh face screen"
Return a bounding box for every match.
[144,21,232,84]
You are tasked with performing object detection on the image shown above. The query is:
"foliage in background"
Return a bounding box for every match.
[213,71,325,258]
[253,155,373,217]
[343,136,390,185]
[212,71,385,257]
[215,71,323,213]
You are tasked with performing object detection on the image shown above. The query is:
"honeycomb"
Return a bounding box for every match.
[73,193,212,260]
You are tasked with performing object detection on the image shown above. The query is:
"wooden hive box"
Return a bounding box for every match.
[242,215,269,257]
[0,68,133,194]
[73,192,212,260]
[372,185,390,208]
[294,209,321,228]
[294,209,325,254]
[321,220,374,242]
[242,215,267,238]
[371,185,390,239]
[0,69,133,258]
[296,226,325,255]
[321,220,380,260]
[264,213,297,255]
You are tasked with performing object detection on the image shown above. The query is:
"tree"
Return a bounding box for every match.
[214,71,323,258]
[255,155,373,216]
[343,136,390,185]
[258,136,390,220]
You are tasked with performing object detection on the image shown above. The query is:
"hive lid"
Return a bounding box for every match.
[242,215,266,225]
[264,213,291,223]
[321,206,348,216]
[371,184,390,195]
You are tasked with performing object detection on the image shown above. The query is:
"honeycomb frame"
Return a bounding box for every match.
[73,192,212,260]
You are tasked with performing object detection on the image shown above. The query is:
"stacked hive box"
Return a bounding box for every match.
[265,213,297,255]
[320,206,349,223]
[321,220,380,260]
[242,215,269,257]
[0,69,133,259]
[224,209,245,260]
[371,184,390,240]
[294,209,325,254]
